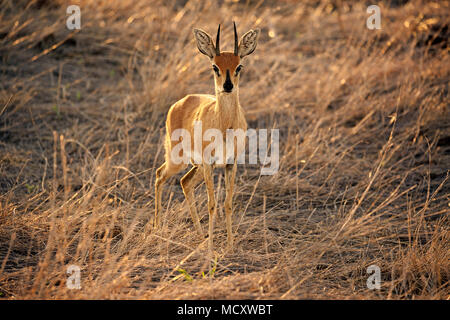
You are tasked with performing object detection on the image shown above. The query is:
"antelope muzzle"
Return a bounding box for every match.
[223,70,233,93]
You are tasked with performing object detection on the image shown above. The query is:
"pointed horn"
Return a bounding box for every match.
[215,24,221,56]
[233,21,238,56]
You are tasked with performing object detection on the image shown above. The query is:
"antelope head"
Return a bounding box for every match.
[193,22,260,95]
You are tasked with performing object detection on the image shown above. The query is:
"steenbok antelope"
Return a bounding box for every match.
[154,22,260,251]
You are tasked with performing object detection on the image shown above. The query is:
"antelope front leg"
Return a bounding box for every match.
[225,162,237,250]
[202,163,215,254]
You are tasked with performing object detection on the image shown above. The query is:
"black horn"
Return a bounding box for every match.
[233,21,238,56]
[215,24,221,56]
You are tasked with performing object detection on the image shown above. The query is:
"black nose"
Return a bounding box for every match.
[223,82,233,92]
[223,70,233,92]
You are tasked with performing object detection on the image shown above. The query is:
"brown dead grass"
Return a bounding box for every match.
[0,0,449,299]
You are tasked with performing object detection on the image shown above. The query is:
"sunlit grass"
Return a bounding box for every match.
[0,0,448,299]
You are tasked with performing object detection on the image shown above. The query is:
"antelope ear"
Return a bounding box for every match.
[238,28,260,58]
[193,28,216,58]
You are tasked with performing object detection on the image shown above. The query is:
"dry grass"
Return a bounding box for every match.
[0,0,449,299]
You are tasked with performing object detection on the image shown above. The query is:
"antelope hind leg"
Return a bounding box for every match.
[180,165,204,236]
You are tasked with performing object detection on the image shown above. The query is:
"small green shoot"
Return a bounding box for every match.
[52,104,60,117]
[202,257,218,278]
[25,183,35,194]
[173,268,193,282]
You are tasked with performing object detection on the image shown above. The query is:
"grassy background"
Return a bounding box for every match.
[0,0,449,299]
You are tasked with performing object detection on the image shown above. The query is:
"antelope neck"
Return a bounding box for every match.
[215,90,239,115]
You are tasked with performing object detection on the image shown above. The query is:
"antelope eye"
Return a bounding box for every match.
[235,65,243,76]
[212,65,220,76]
